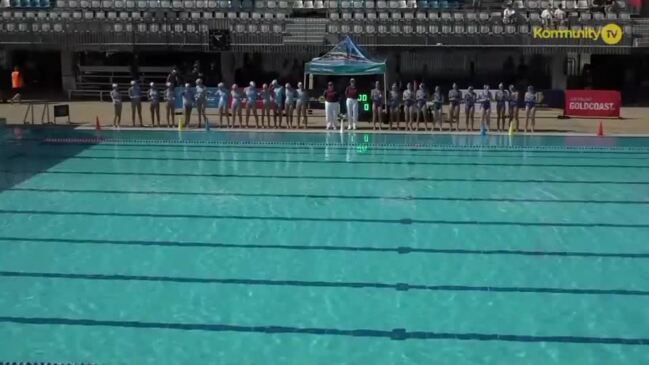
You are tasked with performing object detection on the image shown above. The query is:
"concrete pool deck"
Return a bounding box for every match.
[1,100,648,136]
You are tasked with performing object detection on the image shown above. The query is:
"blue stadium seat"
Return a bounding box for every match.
[8,0,52,7]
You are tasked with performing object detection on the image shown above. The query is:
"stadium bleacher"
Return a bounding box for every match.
[0,0,642,99]
[0,2,634,41]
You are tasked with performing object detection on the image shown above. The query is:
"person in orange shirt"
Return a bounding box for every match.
[10,66,23,103]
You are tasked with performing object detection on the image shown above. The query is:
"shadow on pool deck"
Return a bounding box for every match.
[0,124,96,193]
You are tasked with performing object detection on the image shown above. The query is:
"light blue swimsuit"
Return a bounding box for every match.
[129,86,141,103]
[165,87,175,103]
[285,88,295,107]
[195,85,207,105]
[245,87,257,108]
[182,88,193,108]
[148,88,160,104]
[262,89,271,106]
[215,88,228,109]
[231,89,242,109]
[273,86,284,107]
[111,89,122,104]
[296,88,308,106]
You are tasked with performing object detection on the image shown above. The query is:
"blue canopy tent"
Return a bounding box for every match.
[304,36,388,99]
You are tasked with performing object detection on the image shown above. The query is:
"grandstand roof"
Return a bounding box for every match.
[305,36,386,76]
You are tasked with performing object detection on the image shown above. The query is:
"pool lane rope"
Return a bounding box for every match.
[36,137,649,153]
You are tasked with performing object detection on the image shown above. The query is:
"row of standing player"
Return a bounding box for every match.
[365,82,538,133]
[109,77,538,132]
[109,78,310,128]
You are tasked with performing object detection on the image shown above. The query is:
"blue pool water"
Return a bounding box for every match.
[1,129,648,364]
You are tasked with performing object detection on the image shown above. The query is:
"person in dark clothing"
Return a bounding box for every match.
[206,61,220,86]
[323,81,340,130]
[190,61,201,86]
[166,68,181,89]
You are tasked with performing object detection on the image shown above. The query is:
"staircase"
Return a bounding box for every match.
[633,19,649,47]
[283,18,328,45]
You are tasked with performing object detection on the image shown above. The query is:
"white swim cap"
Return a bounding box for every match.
[250,81,255,87]
[218,82,224,88]
[196,78,202,84]
[150,82,155,87]
[166,82,171,87]
[130,80,136,85]
[112,83,118,88]
[285,83,290,88]
[232,84,238,89]
[185,83,191,88]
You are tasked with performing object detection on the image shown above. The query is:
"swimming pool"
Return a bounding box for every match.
[1,129,648,364]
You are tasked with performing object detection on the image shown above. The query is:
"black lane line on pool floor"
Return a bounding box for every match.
[0,209,647,229]
[3,169,648,185]
[2,271,648,297]
[11,154,649,169]
[1,316,648,345]
[2,236,647,259]
[8,187,649,205]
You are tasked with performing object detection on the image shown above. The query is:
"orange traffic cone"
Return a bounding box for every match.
[597,121,603,137]
[95,116,101,130]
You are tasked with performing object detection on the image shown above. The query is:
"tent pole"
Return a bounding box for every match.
[383,73,387,106]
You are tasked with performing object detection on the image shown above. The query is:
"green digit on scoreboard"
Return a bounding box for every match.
[363,104,369,111]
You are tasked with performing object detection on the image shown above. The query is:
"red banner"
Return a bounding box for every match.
[564,90,621,118]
